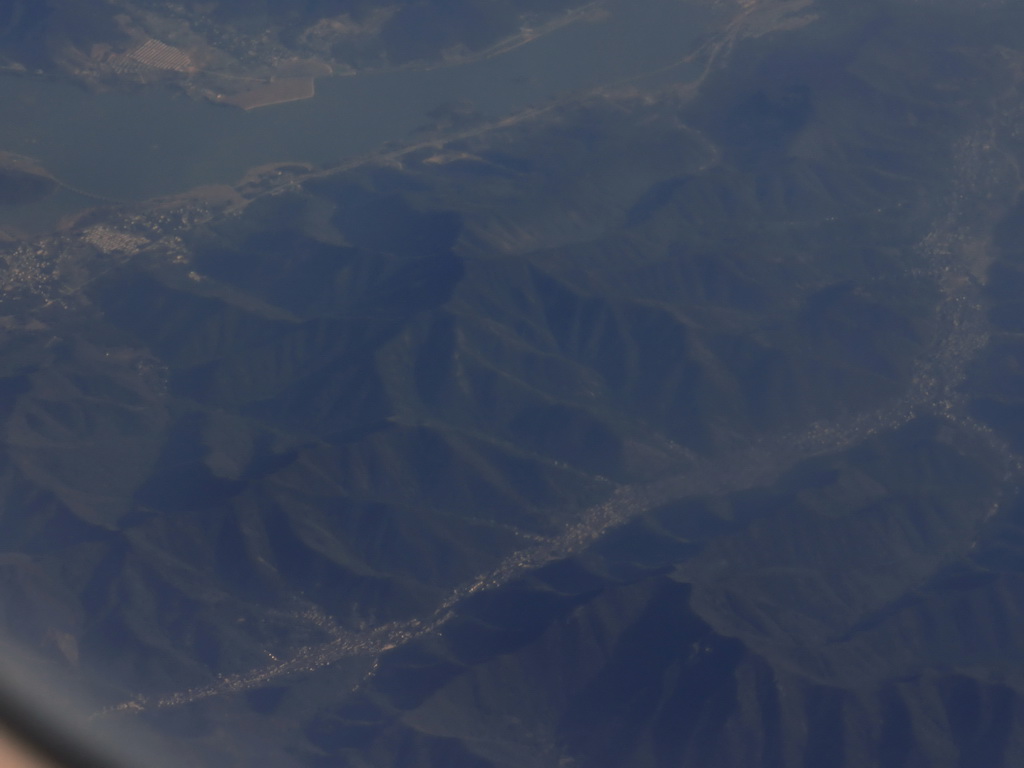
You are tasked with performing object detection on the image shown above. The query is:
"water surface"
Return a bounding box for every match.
[0,0,712,232]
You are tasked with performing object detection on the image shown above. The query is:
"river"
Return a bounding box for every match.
[0,0,713,234]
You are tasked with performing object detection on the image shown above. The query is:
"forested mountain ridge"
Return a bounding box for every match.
[3,1,1024,766]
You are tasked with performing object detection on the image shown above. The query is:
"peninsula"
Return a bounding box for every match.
[0,153,56,207]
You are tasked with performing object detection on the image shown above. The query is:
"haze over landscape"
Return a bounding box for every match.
[2,1,1024,766]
